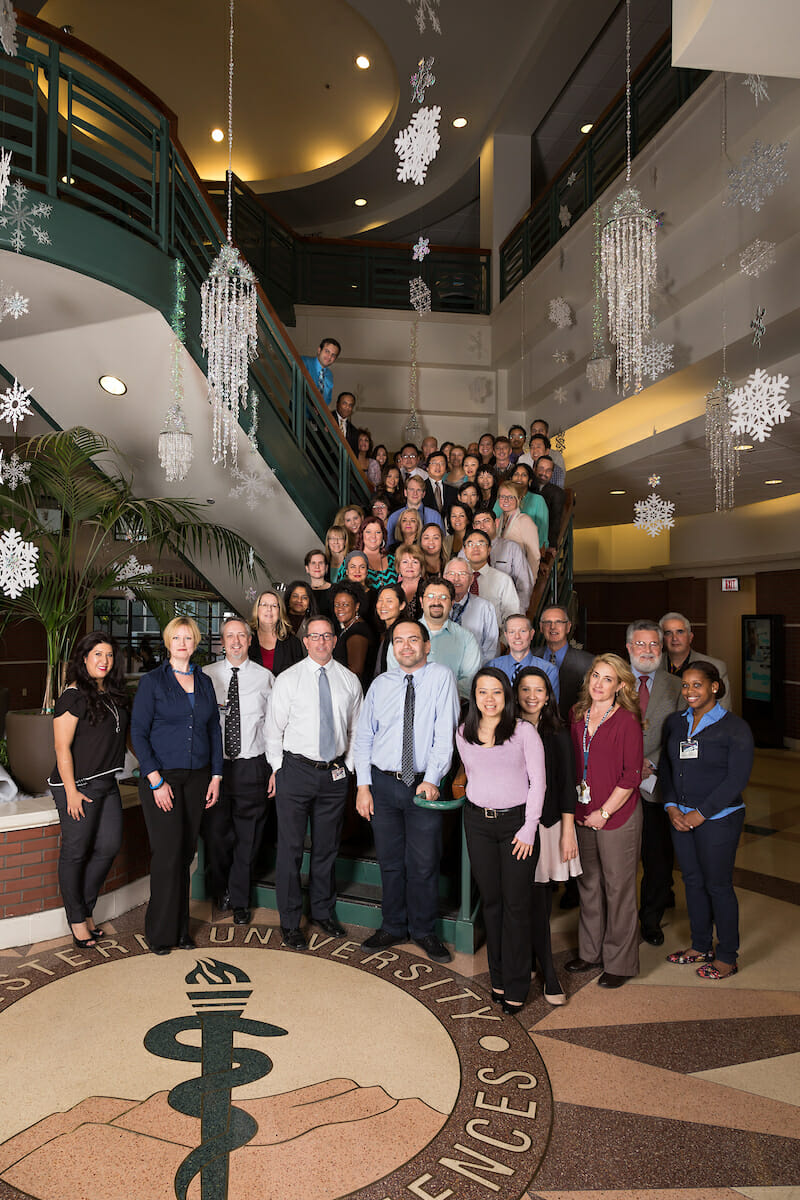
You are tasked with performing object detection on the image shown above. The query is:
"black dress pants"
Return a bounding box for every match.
[54,776,123,924]
[639,798,675,931]
[274,753,348,929]
[139,766,209,947]
[220,755,269,908]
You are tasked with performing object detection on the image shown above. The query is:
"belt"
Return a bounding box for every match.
[466,799,526,820]
[286,751,343,771]
[374,767,425,785]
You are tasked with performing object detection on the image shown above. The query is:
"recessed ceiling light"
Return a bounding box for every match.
[452,116,467,128]
[355,55,370,69]
[734,443,754,451]
[354,197,367,207]
[609,489,626,495]
[580,122,594,135]
[211,128,225,143]
[764,478,783,485]
[99,375,127,396]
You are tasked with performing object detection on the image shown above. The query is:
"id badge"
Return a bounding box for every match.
[679,740,699,760]
[218,703,229,717]
[577,781,591,805]
[331,766,347,782]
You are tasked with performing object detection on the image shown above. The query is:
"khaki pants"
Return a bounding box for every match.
[576,802,643,977]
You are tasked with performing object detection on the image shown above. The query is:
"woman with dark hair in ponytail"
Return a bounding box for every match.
[48,631,130,948]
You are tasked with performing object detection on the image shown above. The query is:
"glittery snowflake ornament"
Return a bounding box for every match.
[0,450,30,491]
[566,171,577,188]
[554,386,567,406]
[727,139,788,213]
[742,74,769,106]
[0,179,52,252]
[728,369,790,442]
[116,555,154,584]
[407,0,441,34]
[0,377,33,432]
[548,297,573,329]
[229,465,276,511]
[0,527,39,599]
[412,236,430,262]
[395,106,441,186]
[409,275,431,314]
[739,239,776,279]
[648,474,661,488]
[633,492,675,538]
[639,339,674,382]
[0,147,11,209]
[0,282,28,321]
[0,0,17,57]
[410,57,435,105]
[558,204,572,230]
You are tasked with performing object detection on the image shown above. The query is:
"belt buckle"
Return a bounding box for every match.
[485,807,498,820]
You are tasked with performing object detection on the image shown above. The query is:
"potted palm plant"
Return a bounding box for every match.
[0,426,265,792]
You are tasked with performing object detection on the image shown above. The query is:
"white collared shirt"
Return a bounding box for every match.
[476,563,520,626]
[203,657,274,760]
[265,655,363,772]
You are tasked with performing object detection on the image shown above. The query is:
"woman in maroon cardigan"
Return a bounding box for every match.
[567,654,644,988]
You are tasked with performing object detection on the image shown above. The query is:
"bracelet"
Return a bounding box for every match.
[149,777,165,790]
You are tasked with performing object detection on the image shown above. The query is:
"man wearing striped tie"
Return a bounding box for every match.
[488,615,560,702]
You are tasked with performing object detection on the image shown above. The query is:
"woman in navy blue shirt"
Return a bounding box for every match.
[131,616,223,954]
[660,661,754,980]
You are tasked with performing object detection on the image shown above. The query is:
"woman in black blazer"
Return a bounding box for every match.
[660,661,754,980]
[248,590,304,676]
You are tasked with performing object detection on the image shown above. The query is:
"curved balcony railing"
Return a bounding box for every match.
[0,14,370,535]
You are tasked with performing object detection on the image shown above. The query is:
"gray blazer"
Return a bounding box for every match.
[556,645,593,721]
[641,668,683,803]
[661,650,731,711]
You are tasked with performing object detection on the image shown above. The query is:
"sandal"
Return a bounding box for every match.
[666,948,713,965]
[696,962,738,980]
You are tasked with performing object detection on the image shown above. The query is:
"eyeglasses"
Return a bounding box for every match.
[541,619,567,626]
[463,539,486,548]
[306,632,335,642]
[400,453,418,461]
[424,593,450,603]
[632,640,660,651]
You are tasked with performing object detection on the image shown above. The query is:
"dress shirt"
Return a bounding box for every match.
[474,563,519,627]
[488,651,560,702]
[301,355,333,406]
[517,450,566,489]
[203,657,274,760]
[131,660,223,777]
[549,643,568,669]
[450,592,499,664]
[386,504,443,543]
[489,536,534,612]
[354,662,459,787]
[456,721,545,844]
[387,620,481,700]
[265,656,362,772]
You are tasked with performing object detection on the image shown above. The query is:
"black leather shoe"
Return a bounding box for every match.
[147,942,171,956]
[641,926,665,946]
[413,934,453,964]
[361,928,407,950]
[501,999,524,1016]
[565,957,602,972]
[216,891,232,912]
[281,926,307,950]
[233,908,251,925]
[176,935,196,950]
[314,915,347,937]
[598,972,627,988]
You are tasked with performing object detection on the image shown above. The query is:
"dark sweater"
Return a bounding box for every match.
[660,710,754,819]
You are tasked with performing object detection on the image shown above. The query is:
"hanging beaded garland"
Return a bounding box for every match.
[587,203,612,390]
[705,376,738,512]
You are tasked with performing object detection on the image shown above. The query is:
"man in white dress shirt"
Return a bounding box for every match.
[266,615,362,949]
[203,617,274,926]
[471,509,535,613]
[443,558,499,664]
[462,528,519,627]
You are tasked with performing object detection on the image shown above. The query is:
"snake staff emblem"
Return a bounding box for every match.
[144,958,287,1200]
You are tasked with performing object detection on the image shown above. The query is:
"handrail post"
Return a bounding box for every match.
[45,41,59,197]
[158,115,170,252]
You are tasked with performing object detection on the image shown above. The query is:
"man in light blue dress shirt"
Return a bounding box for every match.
[301,337,340,407]
[387,577,480,700]
[489,615,560,701]
[354,619,460,963]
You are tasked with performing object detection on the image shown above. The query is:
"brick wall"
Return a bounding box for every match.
[0,803,150,921]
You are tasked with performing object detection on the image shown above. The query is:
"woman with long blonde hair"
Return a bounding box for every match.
[248,590,303,676]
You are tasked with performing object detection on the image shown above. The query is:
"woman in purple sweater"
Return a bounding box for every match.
[456,667,545,1014]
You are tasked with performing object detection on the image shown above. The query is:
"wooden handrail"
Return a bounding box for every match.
[527,487,575,622]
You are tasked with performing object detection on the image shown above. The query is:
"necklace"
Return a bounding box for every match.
[102,696,120,733]
[171,663,195,676]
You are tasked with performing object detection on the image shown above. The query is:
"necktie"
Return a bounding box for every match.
[451,599,465,624]
[318,667,336,761]
[550,650,557,664]
[224,667,241,759]
[469,571,480,595]
[318,367,325,392]
[434,481,443,512]
[638,675,650,718]
[401,673,416,786]
[512,660,524,685]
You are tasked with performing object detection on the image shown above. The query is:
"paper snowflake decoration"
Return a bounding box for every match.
[554,386,567,406]
[244,586,257,604]
[395,105,441,186]
[411,57,435,105]
[0,377,33,432]
[0,179,53,252]
[0,450,30,491]
[648,474,661,488]
[548,296,573,329]
[742,74,769,106]
[412,236,430,262]
[0,0,17,57]
[639,340,674,382]
[0,527,38,598]
[739,239,776,278]
[0,282,28,321]
[728,369,791,443]
[409,275,431,314]
[566,170,577,187]
[751,306,766,348]
[229,465,276,511]
[558,204,572,229]
[115,554,154,584]
[0,147,11,209]
[552,350,570,365]
[407,0,441,34]
[727,139,788,212]
[633,492,675,538]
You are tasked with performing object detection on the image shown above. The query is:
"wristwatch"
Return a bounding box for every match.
[599,808,611,820]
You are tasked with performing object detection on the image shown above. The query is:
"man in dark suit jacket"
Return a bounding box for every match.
[539,605,593,720]
[533,455,566,548]
[423,451,459,518]
[627,619,683,946]
[332,391,360,455]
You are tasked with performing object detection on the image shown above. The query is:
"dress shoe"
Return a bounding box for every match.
[565,956,602,973]
[216,891,232,912]
[597,972,627,988]
[233,908,251,926]
[147,941,171,956]
[361,928,408,950]
[641,926,665,946]
[176,935,197,950]
[544,990,568,1006]
[501,999,524,1016]
[314,915,347,937]
[413,934,453,964]
[281,926,307,950]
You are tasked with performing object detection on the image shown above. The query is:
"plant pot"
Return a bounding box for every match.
[6,710,55,796]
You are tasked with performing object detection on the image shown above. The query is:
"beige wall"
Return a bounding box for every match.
[705,574,756,713]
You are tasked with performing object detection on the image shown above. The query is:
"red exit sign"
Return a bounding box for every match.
[721,577,740,592]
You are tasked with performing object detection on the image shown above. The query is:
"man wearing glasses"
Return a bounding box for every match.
[397,443,429,482]
[385,473,443,543]
[266,615,362,949]
[387,576,480,700]
[539,605,593,721]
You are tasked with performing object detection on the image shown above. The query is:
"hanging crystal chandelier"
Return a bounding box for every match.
[600,0,657,394]
[201,0,258,469]
[705,376,738,511]
[158,403,194,482]
[587,203,612,390]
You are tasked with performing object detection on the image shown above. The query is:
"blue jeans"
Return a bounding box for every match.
[370,769,443,940]
[671,808,745,965]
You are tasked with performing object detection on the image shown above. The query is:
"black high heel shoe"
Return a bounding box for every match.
[71,931,97,949]
[501,999,524,1016]
[490,988,504,1005]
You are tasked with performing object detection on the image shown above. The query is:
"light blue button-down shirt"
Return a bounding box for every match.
[354,661,459,787]
[387,620,481,700]
[488,651,560,702]
[301,355,334,406]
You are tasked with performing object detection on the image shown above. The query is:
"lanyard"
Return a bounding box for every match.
[582,706,615,780]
